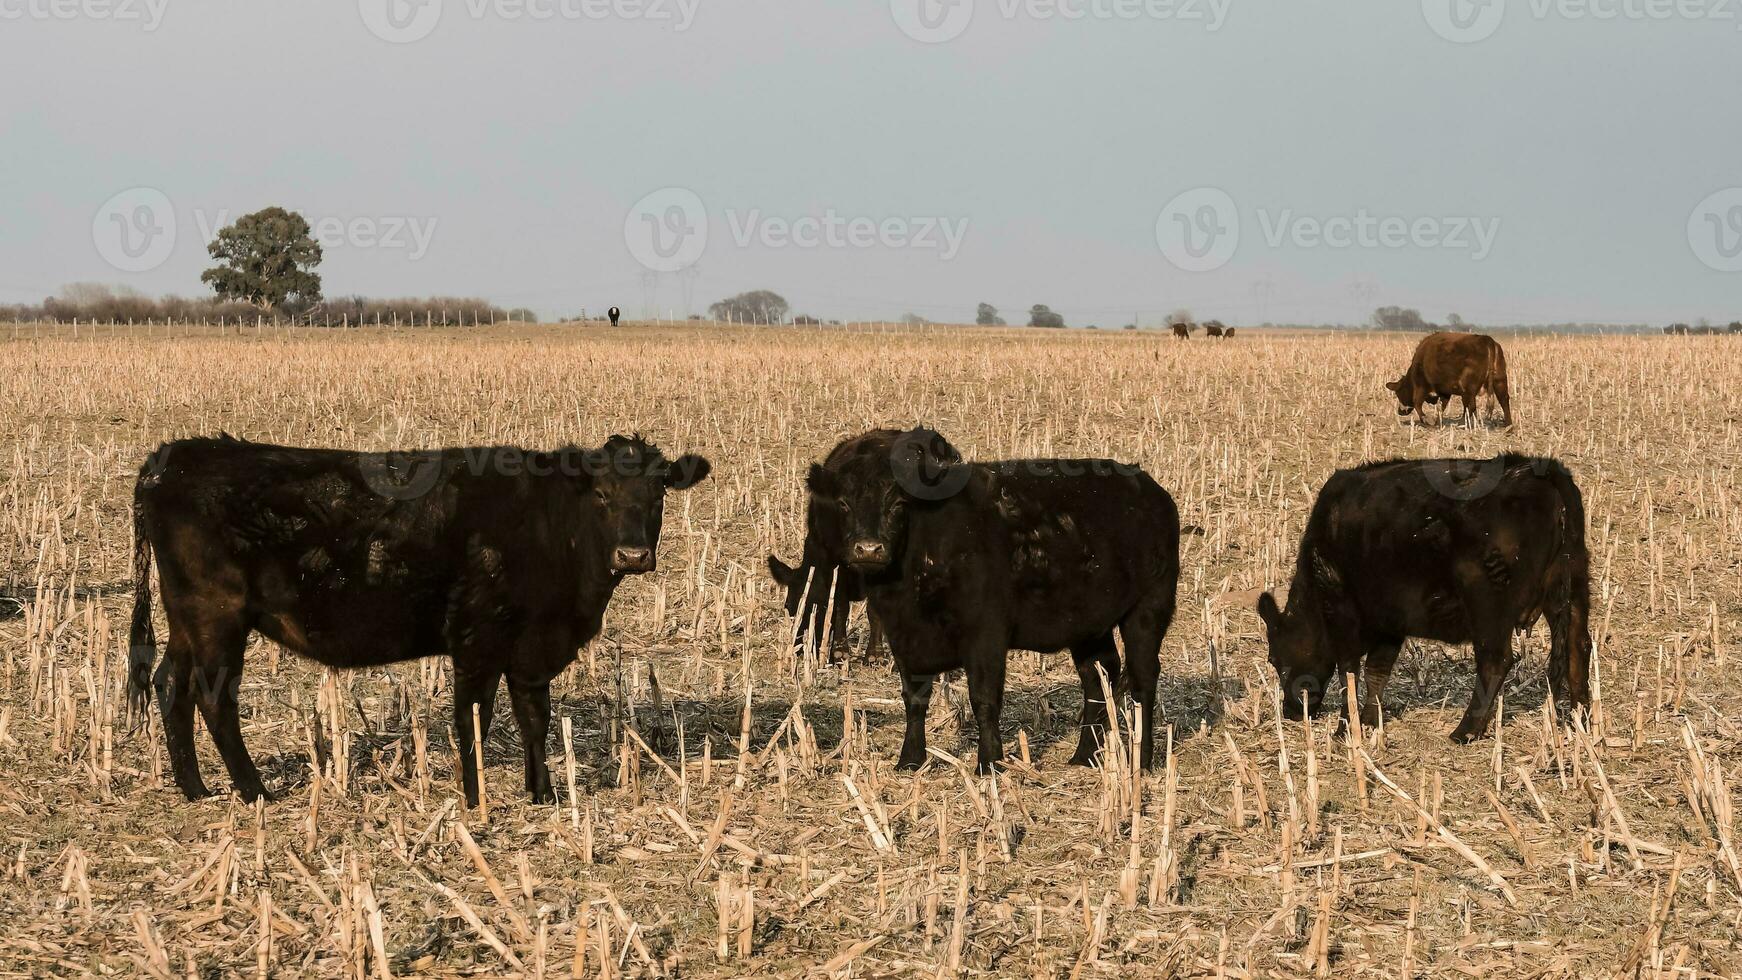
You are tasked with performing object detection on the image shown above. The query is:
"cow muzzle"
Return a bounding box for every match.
[847,539,889,571]
[1395,405,1412,417]
[611,546,654,574]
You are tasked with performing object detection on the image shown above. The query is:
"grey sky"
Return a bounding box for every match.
[3,0,1739,325]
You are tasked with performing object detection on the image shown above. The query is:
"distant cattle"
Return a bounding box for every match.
[1257,455,1589,741]
[806,427,1180,772]
[1203,321,1225,337]
[129,434,710,806]
[1171,322,1192,339]
[1222,327,1236,339]
[766,430,904,662]
[608,306,621,326]
[1387,332,1513,427]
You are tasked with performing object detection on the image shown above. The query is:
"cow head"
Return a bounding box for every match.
[1255,591,1335,719]
[1384,377,1415,416]
[806,427,964,574]
[583,435,710,575]
[766,555,808,615]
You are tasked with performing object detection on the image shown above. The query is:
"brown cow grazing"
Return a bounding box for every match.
[1222,327,1236,339]
[1171,322,1192,339]
[129,434,710,806]
[1386,332,1513,427]
[1202,320,1225,337]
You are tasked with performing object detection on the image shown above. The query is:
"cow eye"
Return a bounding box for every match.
[838,499,850,513]
[593,488,608,504]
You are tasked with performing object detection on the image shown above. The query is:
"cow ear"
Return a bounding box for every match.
[805,463,838,497]
[1256,592,1281,631]
[1384,380,1399,391]
[766,555,798,588]
[665,454,711,490]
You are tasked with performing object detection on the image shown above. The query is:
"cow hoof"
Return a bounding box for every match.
[529,789,556,805]
[975,759,1006,776]
[1448,727,1481,744]
[237,784,275,804]
[895,756,926,772]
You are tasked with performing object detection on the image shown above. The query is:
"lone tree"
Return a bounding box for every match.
[708,290,789,324]
[1371,306,1428,332]
[1027,304,1065,328]
[201,207,323,310]
[976,302,1006,326]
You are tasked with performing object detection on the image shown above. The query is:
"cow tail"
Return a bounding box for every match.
[1488,339,1507,393]
[128,464,158,721]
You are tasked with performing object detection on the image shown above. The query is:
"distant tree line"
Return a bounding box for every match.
[0,284,534,325]
[1664,321,1742,335]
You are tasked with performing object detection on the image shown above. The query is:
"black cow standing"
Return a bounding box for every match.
[1258,454,1590,741]
[766,429,902,662]
[608,306,621,327]
[128,434,710,806]
[806,427,1180,773]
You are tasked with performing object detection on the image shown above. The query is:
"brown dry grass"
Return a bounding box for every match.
[1,321,1739,978]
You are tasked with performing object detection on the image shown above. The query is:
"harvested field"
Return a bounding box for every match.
[2,322,1739,977]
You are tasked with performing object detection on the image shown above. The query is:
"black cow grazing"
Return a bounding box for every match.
[1257,455,1590,742]
[765,429,903,662]
[807,427,1180,773]
[608,306,621,326]
[128,434,710,806]
[766,554,883,662]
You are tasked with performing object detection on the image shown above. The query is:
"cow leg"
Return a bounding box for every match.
[864,610,884,663]
[453,663,503,808]
[189,628,269,803]
[828,591,853,663]
[506,676,555,804]
[1360,639,1402,729]
[153,643,209,800]
[964,642,1009,775]
[895,670,934,770]
[1069,633,1121,766]
[1493,376,1514,427]
[1451,626,1516,743]
[1547,564,1593,721]
[1119,595,1174,770]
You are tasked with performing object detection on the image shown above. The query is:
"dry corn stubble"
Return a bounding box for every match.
[1,321,1740,977]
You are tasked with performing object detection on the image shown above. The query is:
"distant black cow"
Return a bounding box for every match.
[807,427,1180,772]
[766,429,902,662]
[608,306,621,326]
[128,434,710,806]
[1257,455,1590,742]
